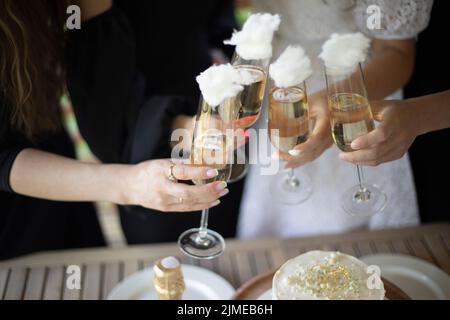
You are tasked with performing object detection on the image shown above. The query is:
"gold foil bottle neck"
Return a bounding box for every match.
[153,257,185,300]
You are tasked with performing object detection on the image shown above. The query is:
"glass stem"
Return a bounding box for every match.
[356,165,365,191]
[199,209,209,239]
[287,168,295,180]
[356,165,368,193]
[285,168,300,189]
[354,165,371,202]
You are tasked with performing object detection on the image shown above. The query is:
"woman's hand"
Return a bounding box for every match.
[121,159,228,212]
[277,91,334,169]
[339,100,420,166]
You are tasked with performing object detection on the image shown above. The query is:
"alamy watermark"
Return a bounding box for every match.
[366,265,383,290]
[171,128,281,176]
[366,5,382,30]
[66,5,81,30]
[66,265,81,290]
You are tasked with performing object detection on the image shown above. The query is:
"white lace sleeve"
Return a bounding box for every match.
[353,0,434,39]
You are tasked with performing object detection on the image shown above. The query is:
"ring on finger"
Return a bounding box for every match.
[168,163,178,182]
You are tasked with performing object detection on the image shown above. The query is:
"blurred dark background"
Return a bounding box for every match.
[404,0,450,223]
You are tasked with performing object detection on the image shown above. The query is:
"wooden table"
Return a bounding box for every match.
[1,223,449,300]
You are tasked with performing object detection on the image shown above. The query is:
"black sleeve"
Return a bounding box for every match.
[129,95,191,163]
[66,6,138,163]
[66,6,192,164]
[0,104,29,193]
[0,147,24,193]
[207,0,237,59]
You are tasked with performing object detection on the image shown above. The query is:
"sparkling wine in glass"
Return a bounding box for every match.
[178,96,234,259]
[325,64,387,216]
[268,83,313,205]
[231,53,269,128]
[227,53,269,183]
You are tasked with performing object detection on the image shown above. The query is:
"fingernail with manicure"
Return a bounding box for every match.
[351,141,360,150]
[211,200,221,207]
[288,150,302,156]
[207,169,219,177]
[216,181,227,191]
[219,189,229,197]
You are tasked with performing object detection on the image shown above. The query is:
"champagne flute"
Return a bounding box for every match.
[228,53,269,183]
[231,53,269,129]
[268,82,313,205]
[178,95,235,259]
[325,64,387,216]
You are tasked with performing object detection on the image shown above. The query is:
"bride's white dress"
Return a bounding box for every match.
[238,0,434,239]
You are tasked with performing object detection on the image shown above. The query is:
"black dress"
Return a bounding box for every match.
[0,7,143,260]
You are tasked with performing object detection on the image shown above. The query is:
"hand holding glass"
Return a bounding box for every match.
[178,95,235,259]
[325,64,387,216]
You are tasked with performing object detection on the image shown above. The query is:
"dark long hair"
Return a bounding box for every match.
[0,0,69,140]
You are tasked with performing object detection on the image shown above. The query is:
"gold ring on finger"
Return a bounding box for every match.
[168,163,178,182]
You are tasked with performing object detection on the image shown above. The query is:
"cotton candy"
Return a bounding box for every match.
[224,13,281,60]
[269,45,312,88]
[319,33,371,72]
[196,64,245,107]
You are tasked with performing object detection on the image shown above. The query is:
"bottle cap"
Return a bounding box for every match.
[153,257,185,300]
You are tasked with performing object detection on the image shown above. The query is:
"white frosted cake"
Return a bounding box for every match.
[273,251,385,300]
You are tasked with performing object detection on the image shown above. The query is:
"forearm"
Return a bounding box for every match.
[364,39,416,100]
[341,90,450,166]
[170,115,195,150]
[311,40,415,108]
[172,115,195,132]
[10,149,128,204]
[75,0,112,21]
[412,90,450,136]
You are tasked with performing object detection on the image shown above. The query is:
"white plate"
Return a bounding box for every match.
[361,254,450,300]
[258,290,273,300]
[107,264,235,300]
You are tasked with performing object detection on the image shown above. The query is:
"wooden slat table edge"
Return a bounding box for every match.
[282,223,450,246]
[0,237,283,269]
[1,224,448,269]
[1,224,449,300]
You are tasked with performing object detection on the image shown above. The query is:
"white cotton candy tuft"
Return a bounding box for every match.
[224,13,281,60]
[319,33,371,72]
[269,46,312,88]
[196,64,245,107]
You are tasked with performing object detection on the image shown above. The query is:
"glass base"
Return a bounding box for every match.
[178,228,225,260]
[342,184,387,217]
[270,170,313,205]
